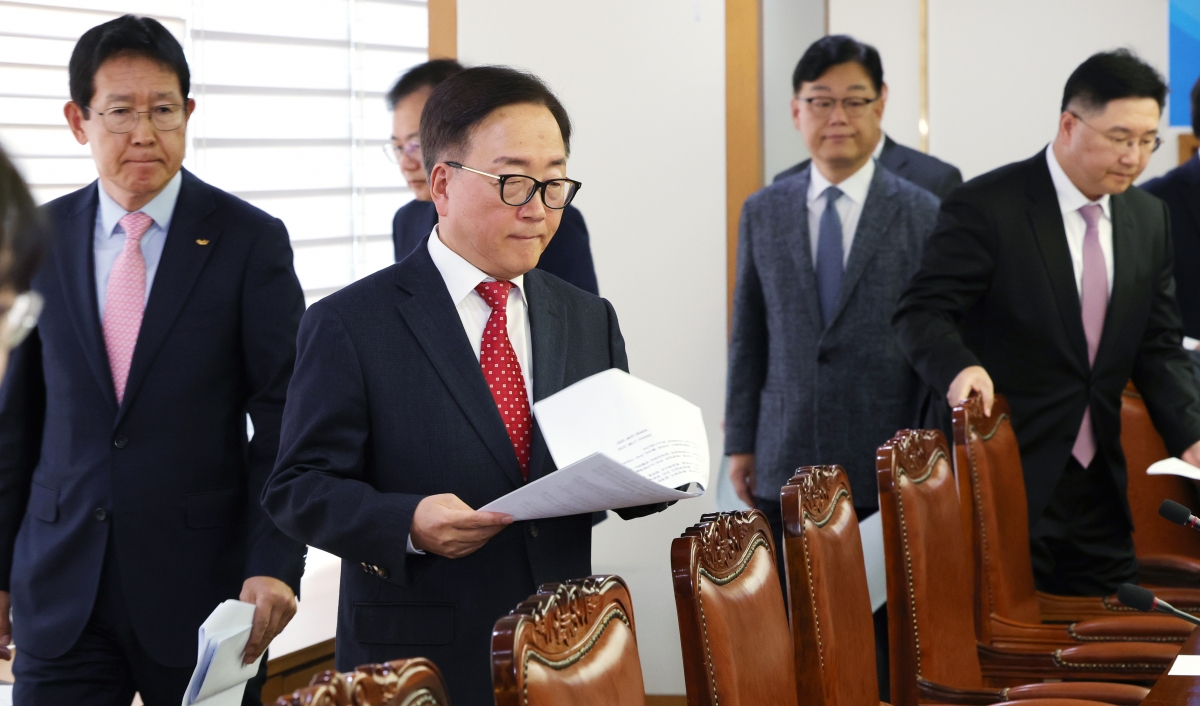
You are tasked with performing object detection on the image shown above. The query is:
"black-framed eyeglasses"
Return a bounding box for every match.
[802,95,880,119]
[445,162,581,209]
[86,104,186,134]
[384,138,421,164]
[1068,111,1162,154]
[2,291,43,353]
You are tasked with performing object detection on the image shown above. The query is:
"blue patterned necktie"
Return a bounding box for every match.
[815,186,844,328]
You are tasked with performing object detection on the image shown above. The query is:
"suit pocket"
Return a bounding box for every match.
[185,489,240,528]
[27,483,58,523]
[352,603,455,646]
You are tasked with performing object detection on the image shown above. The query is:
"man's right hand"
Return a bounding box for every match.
[409,494,513,559]
[728,453,756,508]
[947,365,994,416]
[0,590,11,660]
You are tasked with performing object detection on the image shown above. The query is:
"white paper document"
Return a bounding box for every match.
[1169,654,1200,675]
[1147,457,1200,481]
[480,369,708,520]
[181,600,264,706]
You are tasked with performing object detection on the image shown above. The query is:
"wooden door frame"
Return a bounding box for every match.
[429,0,457,59]
[725,0,764,331]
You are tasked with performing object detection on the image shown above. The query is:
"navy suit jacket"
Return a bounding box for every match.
[774,136,964,200]
[392,200,600,294]
[263,240,659,706]
[0,170,307,667]
[1142,156,1200,338]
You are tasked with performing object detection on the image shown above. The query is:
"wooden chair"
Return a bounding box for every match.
[878,428,1163,697]
[492,575,645,706]
[671,510,799,706]
[952,393,1200,632]
[1120,383,1200,587]
[274,658,450,706]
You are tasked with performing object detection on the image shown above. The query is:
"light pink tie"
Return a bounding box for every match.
[104,211,153,404]
[1072,203,1107,467]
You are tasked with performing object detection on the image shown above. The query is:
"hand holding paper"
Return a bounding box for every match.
[182,600,265,706]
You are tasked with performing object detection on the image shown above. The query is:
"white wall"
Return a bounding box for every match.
[762,0,826,182]
[458,0,727,695]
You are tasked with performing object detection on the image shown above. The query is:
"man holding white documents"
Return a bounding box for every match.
[263,66,666,706]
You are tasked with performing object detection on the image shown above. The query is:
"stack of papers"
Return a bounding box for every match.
[181,600,263,706]
[1148,457,1200,480]
[481,369,708,520]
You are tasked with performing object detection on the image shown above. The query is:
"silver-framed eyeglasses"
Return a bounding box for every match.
[384,138,421,164]
[445,162,581,209]
[802,95,880,119]
[2,291,43,353]
[1069,111,1162,154]
[87,104,186,134]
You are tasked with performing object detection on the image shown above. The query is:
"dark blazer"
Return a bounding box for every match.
[262,241,658,706]
[1142,156,1200,338]
[0,170,307,667]
[774,135,964,200]
[893,151,1200,525]
[724,165,940,507]
[392,200,600,294]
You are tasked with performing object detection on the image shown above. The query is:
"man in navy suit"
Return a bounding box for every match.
[772,36,962,201]
[387,60,600,294]
[264,66,664,706]
[0,16,306,704]
[1142,77,1200,374]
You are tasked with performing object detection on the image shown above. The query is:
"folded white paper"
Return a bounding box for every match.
[1169,654,1200,675]
[480,369,708,520]
[1147,457,1200,481]
[182,600,263,706]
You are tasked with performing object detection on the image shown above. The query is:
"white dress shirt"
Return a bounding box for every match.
[94,170,182,321]
[1045,145,1114,298]
[807,157,876,265]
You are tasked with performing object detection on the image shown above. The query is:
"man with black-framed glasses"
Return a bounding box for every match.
[0,15,307,705]
[894,50,1200,597]
[264,65,666,706]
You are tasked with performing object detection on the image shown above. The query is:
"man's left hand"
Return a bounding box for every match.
[1183,440,1200,469]
[240,576,297,664]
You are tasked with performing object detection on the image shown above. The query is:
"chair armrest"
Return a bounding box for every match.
[1002,681,1147,705]
[1137,554,1200,589]
[916,678,1005,704]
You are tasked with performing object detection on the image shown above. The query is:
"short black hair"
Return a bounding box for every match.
[69,15,190,116]
[1191,76,1200,138]
[387,59,464,110]
[792,35,884,95]
[0,145,47,293]
[420,66,571,175]
[1061,49,1167,115]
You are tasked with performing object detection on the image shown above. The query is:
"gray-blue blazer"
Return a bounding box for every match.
[724,163,940,507]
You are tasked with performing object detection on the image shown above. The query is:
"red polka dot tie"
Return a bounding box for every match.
[475,281,532,480]
[104,211,153,404]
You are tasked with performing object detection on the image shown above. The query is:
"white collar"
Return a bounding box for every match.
[1045,144,1111,221]
[808,156,876,205]
[97,170,183,238]
[872,133,886,159]
[427,226,526,305]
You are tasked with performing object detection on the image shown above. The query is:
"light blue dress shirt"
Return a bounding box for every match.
[94,170,183,322]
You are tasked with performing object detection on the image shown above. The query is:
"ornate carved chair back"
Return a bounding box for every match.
[671,510,799,706]
[878,429,985,706]
[491,575,646,706]
[343,658,451,706]
[951,394,1043,629]
[273,669,353,706]
[781,466,880,706]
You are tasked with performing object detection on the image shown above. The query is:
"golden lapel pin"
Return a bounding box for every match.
[196,239,210,246]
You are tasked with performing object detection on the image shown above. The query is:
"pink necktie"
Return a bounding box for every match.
[1072,203,1107,467]
[104,211,153,404]
[475,281,532,480]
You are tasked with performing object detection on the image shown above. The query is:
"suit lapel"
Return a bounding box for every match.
[1095,195,1138,368]
[1183,158,1200,237]
[116,171,219,426]
[1025,157,1089,368]
[56,183,117,409]
[828,165,898,328]
[523,271,566,482]
[394,245,526,490]
[781,168,824,329]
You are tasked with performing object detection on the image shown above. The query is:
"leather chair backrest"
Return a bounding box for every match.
[782,465,879,706]
[671,510,800,706]
[952,394,1042,629]
[1122,383,1200,557]
[275,670,352,706]
[878,429,985,706]
[492,575,645,706]
[345,658,451,706]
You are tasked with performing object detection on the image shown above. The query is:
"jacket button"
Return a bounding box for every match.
[375,566,389,579]
[817,353,829,364]
[94,508,107,521]
[529,523,539,538]
[112,436,128,449]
